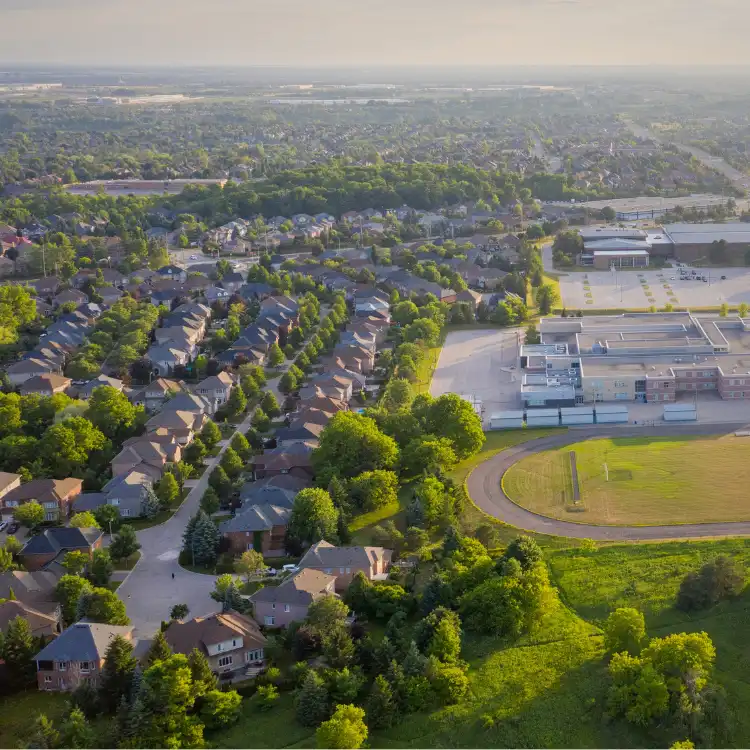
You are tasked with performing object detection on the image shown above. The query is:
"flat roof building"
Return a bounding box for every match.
[520,312,750,406]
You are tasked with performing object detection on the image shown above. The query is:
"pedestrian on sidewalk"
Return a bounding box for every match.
[172,572,175,580]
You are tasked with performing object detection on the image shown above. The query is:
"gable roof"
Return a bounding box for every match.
[0,600,58,636]
[163,612,266,656]
[299,540,392,570]
[249,568,337,606]
[21,527,102,557]
[35,621,133,662]
[4,478,82,506]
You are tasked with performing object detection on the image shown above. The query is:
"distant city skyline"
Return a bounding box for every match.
[1,0,749,68]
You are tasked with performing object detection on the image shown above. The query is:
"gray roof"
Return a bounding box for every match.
[663,222,750,245]
[73,492,108,513]
[298,540,392,570]
[35,622,133,662]
[249,568,336,605]
[22,527,102,556]
[220,503,291,533]
[239,484,297,507]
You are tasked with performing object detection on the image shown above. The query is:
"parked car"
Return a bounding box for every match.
[721,275,727,280]
[7,521,19,534]
[0,521,7,533]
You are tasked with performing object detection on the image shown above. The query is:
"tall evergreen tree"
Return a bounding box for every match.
[99,634,137,713]
[295,670,330,727]
[145,630,172,666]
[188,647,218,697]
[4,615,37,688]
[191,512,221,566]
[366,674,395,729]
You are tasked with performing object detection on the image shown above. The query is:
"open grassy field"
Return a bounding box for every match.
[503,434,750,525]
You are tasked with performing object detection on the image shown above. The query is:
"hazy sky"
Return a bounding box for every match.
[2,0,749,67]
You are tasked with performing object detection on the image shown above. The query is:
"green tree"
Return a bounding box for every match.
[261,391,281,417]
[94,504,121,534]
[288,488,338,548]
[70,511,100,530]
[79,587,130,625]
[13,500,45,530]
[201,689,242,729]
[740,302,749,318]
[235,549,265,583]
[401,437,457,477]
[412,393,484,459]
[308,595,350,636]
[382,378,413,412]
[189,647,219,696]
[240,374,261,400]
[200,420,221,449]
[392,300,420,326]
[109,525,140,561]
[252,406,270,432]
[676,556,744,611]
[99,635,137,713]
[313,412,399,486]
[316,704,368,749]
[59,707,94,749]
[366,674,395,729]
[89,549,114,586]
[226,385,247,417]
[29,714,60,750]
[208,465,232,499]
[56,574,93,624]
[268,342,285,367]
[200,487,221,516]
[86,386,138,440]
[348,470,398,512]
[156,472,180,509]
[295,670,331,727]
[426,658,469,705]
[170,603,190,621]
[135,654,204,748]
[501,534,543,571]
[604,608,646,656]
[279,370,298,394]
[146,630,173,666]
[230,431,251,460]
[221,446,244,478]
[183,437,207,467]
[403,317,441,347]
[189,511,221,567]
[4,615,37,688]
[427,615,462,663]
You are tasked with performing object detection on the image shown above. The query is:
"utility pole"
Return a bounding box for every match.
[42,241,46,277]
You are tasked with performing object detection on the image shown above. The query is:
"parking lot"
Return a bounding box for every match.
[430,329,522,420]
[559,266,750,310]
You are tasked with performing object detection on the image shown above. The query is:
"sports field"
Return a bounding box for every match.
[503,435,750,525]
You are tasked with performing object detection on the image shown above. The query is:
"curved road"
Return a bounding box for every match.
[467,422,750,541]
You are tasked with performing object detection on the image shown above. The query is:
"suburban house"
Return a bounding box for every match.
[0,570,62,631]
[194,372,236,414]
[52,289,89,309]
[20,527,103,572]
[35,622,134,691]
[0,471,21,503]
[221,272,245,293]
[75,374,124,400]
[298,541,392,592]
[20,373,72,396]
[111,439,181,481]
[163,612,266,680]
[145,409,206,444]
[275,421,325,448]
[128,378,184,411]
[0,599,61,638]
[204,285,231,304]
[156,265,188,283]
[220,481,297,557]
[146,344,190,376]
[1,478,83,522]
[7,358,60,386]
[252,444,314,480]
[160,391,210,416]
[100,471,159,518]
[249,568,337,628]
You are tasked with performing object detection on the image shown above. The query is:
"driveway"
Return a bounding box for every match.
[118,370,288,637]
[466,422,750,542]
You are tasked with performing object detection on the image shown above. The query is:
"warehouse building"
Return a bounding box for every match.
[661,223,750,264]
[520,312,750,406]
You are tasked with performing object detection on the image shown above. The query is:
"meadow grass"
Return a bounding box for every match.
[504,434,750,525]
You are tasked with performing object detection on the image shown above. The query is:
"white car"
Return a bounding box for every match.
[670,276,676,280]
[189,255,199,260]
[282,564,299,573]
[0,521,7,533]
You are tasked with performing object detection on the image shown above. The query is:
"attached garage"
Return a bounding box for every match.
[560,407,594,425]
[663,403,697,422]
[525,408,560,427]
[489,411,525,430]
[595,404,629,424]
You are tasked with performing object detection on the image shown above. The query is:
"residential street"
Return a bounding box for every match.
[117,372,286,637]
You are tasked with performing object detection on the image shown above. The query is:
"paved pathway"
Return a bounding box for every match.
[467,422,750,542]
[118,371,287,636]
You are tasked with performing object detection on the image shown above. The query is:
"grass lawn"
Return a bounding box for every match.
[414,338,443,395]
[549,537,750,746]
[349,486,412,545]
[0,691,70,748]
[113,551,141,571]
[504,434,750,525]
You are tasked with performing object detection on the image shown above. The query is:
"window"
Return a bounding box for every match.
[614,380,625,387]
[663,382,670,388]
[5,500,17,507]
[80,661,91,673]
[346,567,351,574]
[339,567,345,574]
[264,616,275,626]
[57,661,68,672]
[218,655,233,668]
[109,498,120,506]
[44,675,52,684]
[232,639,237,647]
[614,393,629,400]
[271,603,276,610]
[284,604,290,613]
[325,568,332,574]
